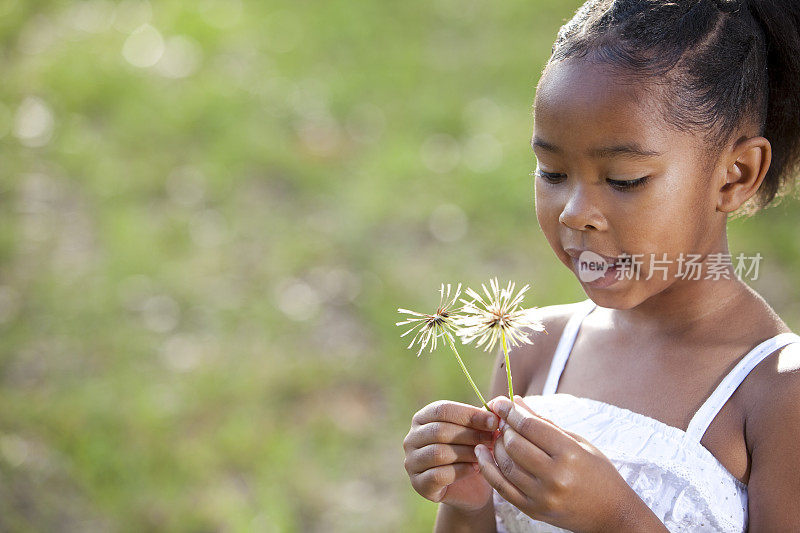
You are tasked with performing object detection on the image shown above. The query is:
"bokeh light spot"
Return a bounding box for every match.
[14,96,54,147]
[122,24,164,68]
[154,35,203,79]
[65,1,114,34]
[161,334,203,372]
[188,209,228,248]
[276,279,320,322]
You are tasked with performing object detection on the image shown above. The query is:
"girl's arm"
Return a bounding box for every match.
[742,344,800,531]
[434,500,496,532]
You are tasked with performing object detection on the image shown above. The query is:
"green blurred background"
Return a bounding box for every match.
[1,0,798,531]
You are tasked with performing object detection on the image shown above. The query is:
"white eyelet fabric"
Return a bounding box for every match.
[493,394,747,532]
[493,299,800,533]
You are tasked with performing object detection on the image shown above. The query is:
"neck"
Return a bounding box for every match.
[612,277,747,336]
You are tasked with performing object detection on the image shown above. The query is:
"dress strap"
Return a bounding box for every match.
[542,299,598,395]
[685,332,800,442]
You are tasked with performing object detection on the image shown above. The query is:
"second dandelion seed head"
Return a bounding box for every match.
[456,277,546,353]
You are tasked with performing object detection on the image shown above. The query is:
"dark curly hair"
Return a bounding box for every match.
[542,0,800,217]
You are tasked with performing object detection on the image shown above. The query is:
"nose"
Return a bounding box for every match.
[558,184,606,231]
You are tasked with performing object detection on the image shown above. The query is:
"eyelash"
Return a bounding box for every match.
[532,169,650,191]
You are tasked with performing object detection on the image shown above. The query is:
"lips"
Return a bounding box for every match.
[563,247,627,265]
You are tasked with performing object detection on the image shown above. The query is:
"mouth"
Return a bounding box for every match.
[568,253,633,288]
[564,247,631,267]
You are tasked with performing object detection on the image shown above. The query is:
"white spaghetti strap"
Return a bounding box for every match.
[542,299,598,395]
[685,332,800,442]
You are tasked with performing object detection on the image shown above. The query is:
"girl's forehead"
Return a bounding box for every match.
[533,58,675,153]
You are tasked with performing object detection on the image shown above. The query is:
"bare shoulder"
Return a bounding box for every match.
[746,340,800,446]
[743,341,800,528]
[487,300,590,399]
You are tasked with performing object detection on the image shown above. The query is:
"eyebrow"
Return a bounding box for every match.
[531,137,663,160]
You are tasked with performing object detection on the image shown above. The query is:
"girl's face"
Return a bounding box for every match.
[532,58,728,309]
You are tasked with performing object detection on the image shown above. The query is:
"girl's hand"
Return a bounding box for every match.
[403,400,501,512]
[476,395,635,533]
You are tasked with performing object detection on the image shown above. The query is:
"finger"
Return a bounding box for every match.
[494,425,553,480]
[408,443,478,472]
[493,395,555,424]
[405,422,495,449]
[492,430,542,493]
[513,395,557,425]
[503,397,573,457]
[474,443,529,509]
[413,400,499,431]
[487,395,512,418]
[413,462,479,502]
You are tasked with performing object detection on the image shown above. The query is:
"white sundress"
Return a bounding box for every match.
[493,299,800,533]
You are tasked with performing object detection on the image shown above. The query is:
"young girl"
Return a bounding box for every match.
[402,0,800,531]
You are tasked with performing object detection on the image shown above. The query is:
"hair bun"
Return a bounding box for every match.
[713,0,742,14]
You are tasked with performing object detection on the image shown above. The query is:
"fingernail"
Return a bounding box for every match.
[498,418,507,432]
[495,398,512,417]
[485,415,498,430]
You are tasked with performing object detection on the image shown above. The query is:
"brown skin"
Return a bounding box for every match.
[407,56,800,530]
[530,56,793,489]
[493,55,796,530]
[402,399,499,513]
[402,398,500,532]
[532,57,771,323]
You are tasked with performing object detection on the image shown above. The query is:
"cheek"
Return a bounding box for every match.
[534,186,570,263]
[534,182,559,227]
[637,183,709,249]
[624,193,711,278]
[620,206,689,257]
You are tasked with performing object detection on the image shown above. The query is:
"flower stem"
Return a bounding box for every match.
[501,329,513,399]
[446,334,490,411]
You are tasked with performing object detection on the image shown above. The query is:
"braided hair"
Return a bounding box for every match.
[543,0,800,217]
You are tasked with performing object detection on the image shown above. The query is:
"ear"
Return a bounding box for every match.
[716,136,771,213]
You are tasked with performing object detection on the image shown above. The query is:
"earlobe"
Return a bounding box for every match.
[716,136,771,213]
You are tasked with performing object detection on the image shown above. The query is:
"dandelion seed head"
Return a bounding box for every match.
[456,277,545,353]
[396,283,464,357]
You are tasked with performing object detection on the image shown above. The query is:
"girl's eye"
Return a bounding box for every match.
[533,169,650,191]
[533,169,565,184]
[606,176,650,191]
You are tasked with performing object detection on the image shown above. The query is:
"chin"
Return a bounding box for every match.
[579,285,644,310]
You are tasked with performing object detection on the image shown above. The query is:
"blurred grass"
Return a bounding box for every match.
[0,0,798,531]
